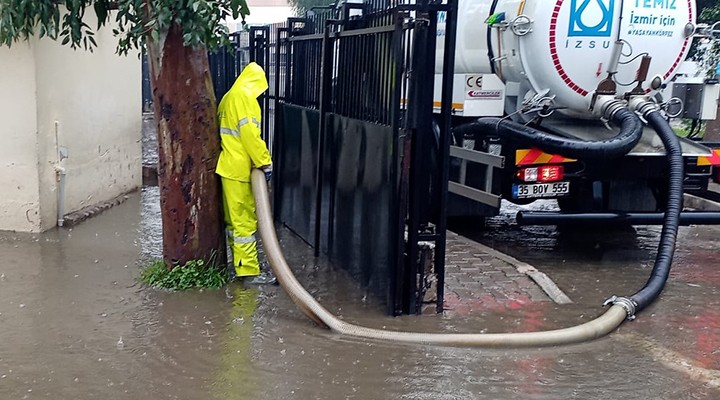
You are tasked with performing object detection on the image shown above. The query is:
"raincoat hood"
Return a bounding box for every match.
[229,62,268,99]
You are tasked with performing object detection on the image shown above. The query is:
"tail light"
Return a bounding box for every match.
[517,165,564,183]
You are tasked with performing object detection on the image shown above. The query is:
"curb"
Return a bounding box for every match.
[684,193,720,212]
[466,239,574,305]
[62,191,136,228]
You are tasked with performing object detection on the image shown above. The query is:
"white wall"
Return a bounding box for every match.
[0,43,42,232]
[0,17,141,232]
[33,22,142,231]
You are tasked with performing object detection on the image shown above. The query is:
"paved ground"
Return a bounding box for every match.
[443,232,555,314]
[442,182,720,315]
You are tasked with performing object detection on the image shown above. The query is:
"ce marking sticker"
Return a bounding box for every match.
[465,75,483,89]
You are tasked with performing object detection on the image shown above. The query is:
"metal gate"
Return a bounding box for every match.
[271,0,458,315]
[209,0,458,315]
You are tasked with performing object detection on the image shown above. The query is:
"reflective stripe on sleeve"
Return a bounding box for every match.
[220,127,240,137]
[238,117,261,130]
[234,235,256,244]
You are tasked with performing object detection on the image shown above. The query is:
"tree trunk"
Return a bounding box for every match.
[146,23,225,267]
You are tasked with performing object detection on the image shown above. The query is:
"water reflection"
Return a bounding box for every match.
[212,287,260,400]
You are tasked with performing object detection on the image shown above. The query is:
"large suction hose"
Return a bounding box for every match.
[453,107,643,160]
[252,102,682,346]
[628,108,684,311]
[252,169,628,347]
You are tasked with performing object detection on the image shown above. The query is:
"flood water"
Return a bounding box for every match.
[2,192,720,399]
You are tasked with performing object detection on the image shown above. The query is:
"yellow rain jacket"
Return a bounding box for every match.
[216,62,272,276]
[216,62,272,181]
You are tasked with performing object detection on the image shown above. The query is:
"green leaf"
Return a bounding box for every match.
[0,0,252,55]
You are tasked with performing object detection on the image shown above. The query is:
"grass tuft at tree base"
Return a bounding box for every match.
[139,258,229,290]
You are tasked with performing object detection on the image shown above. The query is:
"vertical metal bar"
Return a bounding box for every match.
[336,36,344,117]
[434,0,459,314]
[285,30,293,105]
[404,62,421,313]
[484,164,493,192]
[378,33,386,124]
[416,244,427,315]
[391,12,407,316]
[351,35,359,119]
[249,27,257,63]
[404,10,436,314]
[316,39,322,108]
[262,27,271,145]
[314,22,333,256]
[402,0,441,315]
[273,26,289,218]
[296,40,302,105]
[250,27,271,143]
[344,36,351,117]
[326,26,337,261]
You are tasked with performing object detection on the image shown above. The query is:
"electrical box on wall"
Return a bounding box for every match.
[671,81,720,121]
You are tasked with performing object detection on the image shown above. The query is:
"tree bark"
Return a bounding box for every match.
[146,23,225,267]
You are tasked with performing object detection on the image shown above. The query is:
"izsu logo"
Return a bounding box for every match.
[568,0,616,37]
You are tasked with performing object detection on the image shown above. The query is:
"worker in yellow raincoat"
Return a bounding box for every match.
[216,62,274,284]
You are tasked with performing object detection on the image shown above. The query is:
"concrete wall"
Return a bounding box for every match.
[0,19,141,232]
[0,43,42,232]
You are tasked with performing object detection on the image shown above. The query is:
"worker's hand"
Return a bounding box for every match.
[260,165,273,182]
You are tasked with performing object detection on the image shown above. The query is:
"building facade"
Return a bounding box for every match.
[0,23,141,232]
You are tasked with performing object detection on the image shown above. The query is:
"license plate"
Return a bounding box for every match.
[512,182,570,199]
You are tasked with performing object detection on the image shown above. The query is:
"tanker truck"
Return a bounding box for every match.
[435,0,720,224]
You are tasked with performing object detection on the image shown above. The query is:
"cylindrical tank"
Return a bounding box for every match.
[437,0,696,116]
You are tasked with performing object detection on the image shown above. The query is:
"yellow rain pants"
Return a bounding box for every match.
[222,177,260,277]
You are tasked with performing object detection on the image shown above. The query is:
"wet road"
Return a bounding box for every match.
[2,193,720,399]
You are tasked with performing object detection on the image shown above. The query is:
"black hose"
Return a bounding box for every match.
[486,0,500,74]
[455,104,683,316]
[629,110,684,311]
[454,108,643,160]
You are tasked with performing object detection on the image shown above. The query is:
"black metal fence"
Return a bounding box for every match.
[194,0,457,315]
[261,0,458,315]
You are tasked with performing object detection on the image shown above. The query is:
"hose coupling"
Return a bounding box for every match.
[628,96,661,118]
[603,296,637,321]
[594,96,626,120]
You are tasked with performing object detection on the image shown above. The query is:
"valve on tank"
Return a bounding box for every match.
[625,55,653,97]
[589,40,626,113]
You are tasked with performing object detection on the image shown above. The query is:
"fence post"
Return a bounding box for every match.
[313,20,336,256]
[434,0,458,313]
[391,11,408,316]
[273,26,289,219]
